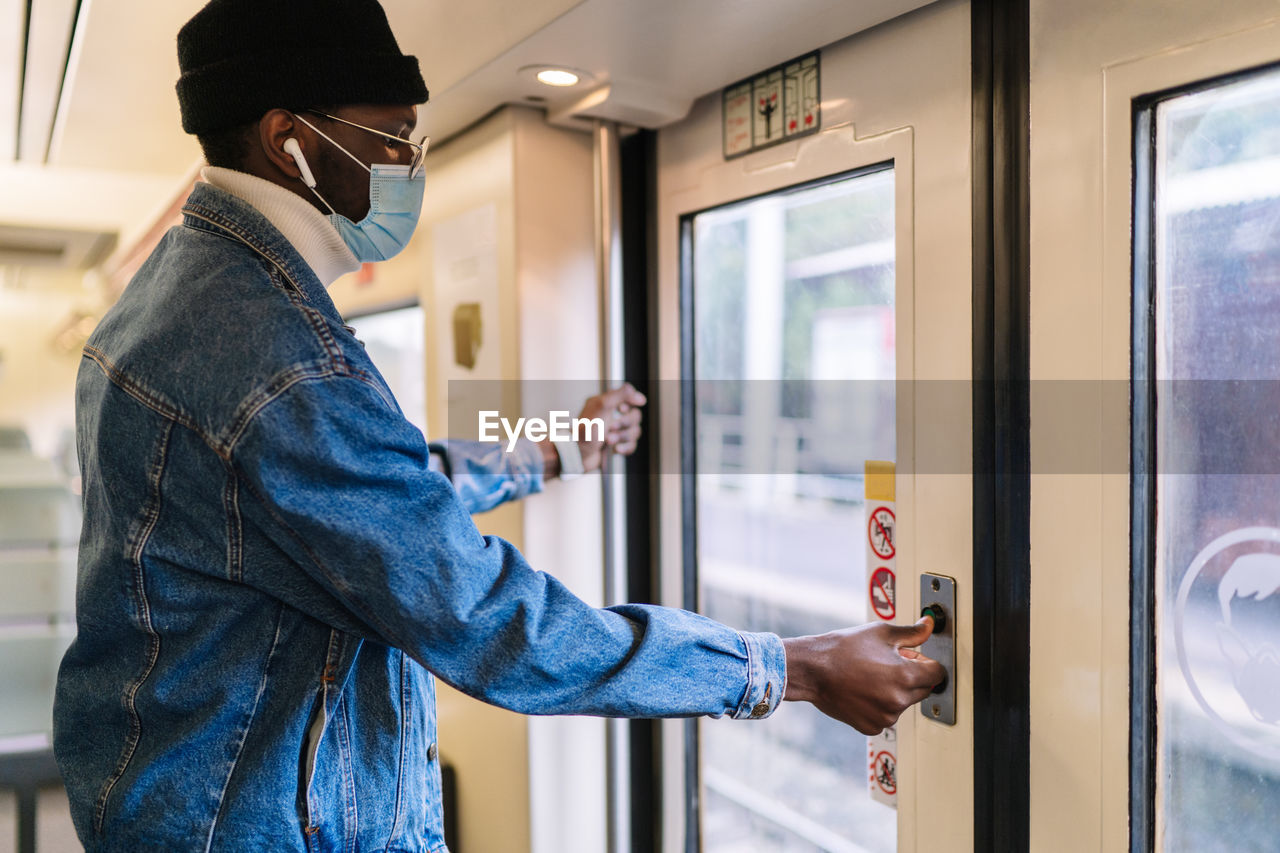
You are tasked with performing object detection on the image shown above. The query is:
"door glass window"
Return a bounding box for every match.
[688,167,896,852]
[1151,67,1280,850]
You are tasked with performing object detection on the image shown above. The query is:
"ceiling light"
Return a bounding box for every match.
[518,66,595,91]
[536,69,580,87]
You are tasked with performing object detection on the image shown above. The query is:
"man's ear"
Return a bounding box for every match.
[258,109,308,182]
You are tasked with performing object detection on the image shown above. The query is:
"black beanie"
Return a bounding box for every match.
[176,0,429,136]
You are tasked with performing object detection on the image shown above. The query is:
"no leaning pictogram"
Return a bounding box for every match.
[871,750,897,796]
[869,567,896,620]
[868,506,896,559]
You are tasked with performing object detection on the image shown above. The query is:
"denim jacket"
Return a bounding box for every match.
[53,182,786,852]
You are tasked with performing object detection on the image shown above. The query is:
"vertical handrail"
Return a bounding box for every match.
[594,119,631,853]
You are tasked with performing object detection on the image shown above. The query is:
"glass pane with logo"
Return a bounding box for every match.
[689,168,896,852]
[1153,68,1280,850]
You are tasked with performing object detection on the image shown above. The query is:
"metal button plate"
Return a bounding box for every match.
[919,573,957,725]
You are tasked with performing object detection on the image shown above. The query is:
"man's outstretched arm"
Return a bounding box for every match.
[231,370,940,728]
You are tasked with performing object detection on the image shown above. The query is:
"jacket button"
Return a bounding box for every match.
[427,742,438,761]
[751,701,770,719]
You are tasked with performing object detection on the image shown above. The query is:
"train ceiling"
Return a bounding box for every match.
[0,0,935,245]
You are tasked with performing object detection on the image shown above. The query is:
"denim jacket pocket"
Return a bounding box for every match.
[299,690,326,829]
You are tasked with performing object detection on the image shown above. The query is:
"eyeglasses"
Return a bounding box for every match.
[304,110,430,179]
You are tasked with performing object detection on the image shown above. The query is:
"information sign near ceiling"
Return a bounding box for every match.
[722,51,820,159]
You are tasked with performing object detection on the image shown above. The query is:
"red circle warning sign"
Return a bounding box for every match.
[868,507,896,559]
[872,750,897,796]
[869,567,896,620]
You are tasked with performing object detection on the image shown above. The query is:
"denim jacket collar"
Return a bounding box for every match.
[181,181,337,312]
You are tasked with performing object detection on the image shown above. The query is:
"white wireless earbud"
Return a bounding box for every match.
[283,138,317,188]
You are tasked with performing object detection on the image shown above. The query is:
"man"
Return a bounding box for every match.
[53,0,944,850]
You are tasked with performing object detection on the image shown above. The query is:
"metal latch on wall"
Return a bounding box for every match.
[919,573,956,725]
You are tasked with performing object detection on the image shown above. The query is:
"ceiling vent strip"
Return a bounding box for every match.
[2,0,34,161]
[43,0,83,163]
[16,0,79,164]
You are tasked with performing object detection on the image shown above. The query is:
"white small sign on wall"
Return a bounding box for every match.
[722,52,821,160]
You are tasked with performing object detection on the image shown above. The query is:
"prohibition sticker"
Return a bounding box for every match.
[867,725,897,807]
[869,567,896,620]
[868,506,896,559]
[871,750,897,796]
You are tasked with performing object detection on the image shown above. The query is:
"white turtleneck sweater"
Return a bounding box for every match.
[201,166,360,287]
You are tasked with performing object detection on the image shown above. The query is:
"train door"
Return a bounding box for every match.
[1029,0,1280,850]
[654,2,976,850]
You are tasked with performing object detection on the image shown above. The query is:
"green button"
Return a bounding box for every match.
[921,604,947,634]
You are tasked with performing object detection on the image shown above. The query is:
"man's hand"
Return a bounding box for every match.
[575,383,647,471]
[537,384,647,479]
[782,617,946,734]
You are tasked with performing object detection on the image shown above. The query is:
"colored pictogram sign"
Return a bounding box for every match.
[868,506,896,559]
[872,750,897,796]
[869,567,896,620]
[867,724,897,807]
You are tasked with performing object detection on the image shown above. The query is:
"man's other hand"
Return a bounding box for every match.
[576,383,646,471]
[781,617,946,734]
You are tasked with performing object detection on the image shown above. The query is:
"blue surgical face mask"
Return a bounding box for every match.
[328,163,425,263]
[295,115,426,263]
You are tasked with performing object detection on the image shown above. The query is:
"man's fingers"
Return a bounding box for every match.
[598,383,648,412]
[620,382,647,406]
[607,422,641,443]
[611,408,642,427]
[892,619,946,695]
[907,683,939,706]
[891,615,935,649]
[606,426,642,451]
[908,656,947,692]
[605,407,643,449]
[586,385,647,437]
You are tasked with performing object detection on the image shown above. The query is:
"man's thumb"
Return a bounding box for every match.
[894,616,935,647]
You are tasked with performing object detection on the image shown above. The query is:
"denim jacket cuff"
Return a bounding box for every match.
[731,631,787,720]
